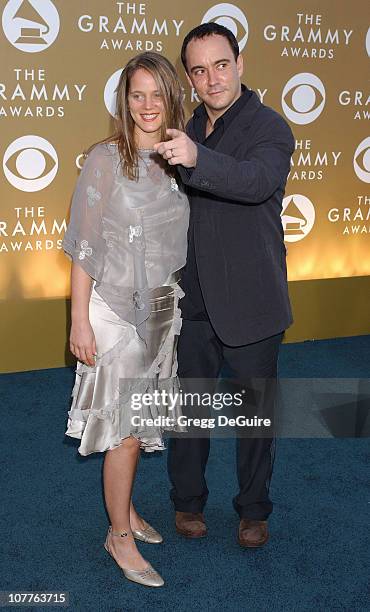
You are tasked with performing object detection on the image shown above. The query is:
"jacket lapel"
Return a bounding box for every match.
[213,91,262,153]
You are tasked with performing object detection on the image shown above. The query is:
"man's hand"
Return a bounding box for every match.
[154,128,198,167]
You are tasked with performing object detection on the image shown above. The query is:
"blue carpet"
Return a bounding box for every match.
[1,336,369,611]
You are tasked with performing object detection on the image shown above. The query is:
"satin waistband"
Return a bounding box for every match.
[92,269,181,294]
[147,269,181,310]
[163,268,181,286]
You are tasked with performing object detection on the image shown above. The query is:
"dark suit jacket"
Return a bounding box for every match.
[178,90,295,347]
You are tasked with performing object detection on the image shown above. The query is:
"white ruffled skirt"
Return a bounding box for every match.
[65,283,185,455]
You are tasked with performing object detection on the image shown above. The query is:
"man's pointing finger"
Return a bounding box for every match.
[166,128,183,139]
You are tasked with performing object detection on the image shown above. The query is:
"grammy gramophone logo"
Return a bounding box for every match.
[2,0,60,53]
[281,194,315,242]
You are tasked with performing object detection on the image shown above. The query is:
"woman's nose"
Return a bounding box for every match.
[143,96,152,109]
[143,95,160,109]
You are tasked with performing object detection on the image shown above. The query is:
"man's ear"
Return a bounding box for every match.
[237,54,244,78]
[185,70,194,89]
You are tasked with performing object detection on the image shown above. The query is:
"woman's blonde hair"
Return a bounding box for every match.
[102,52,185,180]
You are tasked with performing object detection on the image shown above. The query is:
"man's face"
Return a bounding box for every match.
[185,34,243,117]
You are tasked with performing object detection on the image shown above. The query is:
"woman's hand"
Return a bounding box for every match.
[70,319,97,366]
[70,263,95,366]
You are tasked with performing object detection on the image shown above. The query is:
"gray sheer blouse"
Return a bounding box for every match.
[63,142,190,340]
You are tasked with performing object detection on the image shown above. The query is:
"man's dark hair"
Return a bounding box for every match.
[181,23,240,73]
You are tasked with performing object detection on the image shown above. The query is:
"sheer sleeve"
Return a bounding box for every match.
[62,144,114,281]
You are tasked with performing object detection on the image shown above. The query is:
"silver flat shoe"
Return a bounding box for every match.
[122,564,164,587]
[132,522,163,544]
[104,526,164,587]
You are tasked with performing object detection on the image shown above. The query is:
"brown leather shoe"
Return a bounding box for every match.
[238,519,269,548]
[175,512,207,538]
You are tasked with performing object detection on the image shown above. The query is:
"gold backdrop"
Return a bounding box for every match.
[0,0,369,372]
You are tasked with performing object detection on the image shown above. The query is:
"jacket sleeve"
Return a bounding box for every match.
[178,115,295,205]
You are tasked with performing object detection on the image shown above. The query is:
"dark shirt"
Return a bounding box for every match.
[193,84,252,147]
[181,85,253,320]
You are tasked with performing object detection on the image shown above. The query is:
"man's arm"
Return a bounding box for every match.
[155,119,295,205]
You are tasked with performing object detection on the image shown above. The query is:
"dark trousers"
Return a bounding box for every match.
[167,320,283,521]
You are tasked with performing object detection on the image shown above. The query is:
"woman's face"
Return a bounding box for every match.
[128,68,165,147]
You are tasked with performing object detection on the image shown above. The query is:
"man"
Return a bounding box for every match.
[154,23,295,547]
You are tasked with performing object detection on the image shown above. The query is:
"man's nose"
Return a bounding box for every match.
[207,68,218,86]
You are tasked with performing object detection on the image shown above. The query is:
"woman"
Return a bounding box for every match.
[62,52,189,588]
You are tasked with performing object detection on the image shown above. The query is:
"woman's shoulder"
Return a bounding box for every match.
[86,140,118,158]
[82,141,119,172]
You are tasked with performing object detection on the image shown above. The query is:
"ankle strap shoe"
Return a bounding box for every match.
[132,522,163,544]
[104,526,164,587]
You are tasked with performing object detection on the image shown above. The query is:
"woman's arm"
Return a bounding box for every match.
[63,144,113,366]
[69,263,96,367]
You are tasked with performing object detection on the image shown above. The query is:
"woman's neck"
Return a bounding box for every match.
[135,128,161,150]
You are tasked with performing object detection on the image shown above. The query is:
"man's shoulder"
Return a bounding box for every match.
[233,93,294,151]
[185,91,294,144]
[246,91,293,136]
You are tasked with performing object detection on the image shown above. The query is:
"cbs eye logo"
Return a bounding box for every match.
[202,3,249,52]
[282,73,326,125]
[104,69,123,118]
[3,135,58,192]
[2,0,60,53]
[353,137,370,183]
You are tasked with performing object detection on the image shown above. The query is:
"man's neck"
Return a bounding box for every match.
[204,86,243,132]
